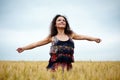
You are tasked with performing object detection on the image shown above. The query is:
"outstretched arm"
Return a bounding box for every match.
[16,36,52,53]
[72,32,101,43]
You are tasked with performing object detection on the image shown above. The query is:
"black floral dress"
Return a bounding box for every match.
[47,36,74,71]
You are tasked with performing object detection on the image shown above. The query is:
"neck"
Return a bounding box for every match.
[57,28,65,35]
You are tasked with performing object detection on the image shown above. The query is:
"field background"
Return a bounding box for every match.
[0,61,120,80]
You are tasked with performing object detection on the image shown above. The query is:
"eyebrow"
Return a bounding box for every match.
[57,18,65,20]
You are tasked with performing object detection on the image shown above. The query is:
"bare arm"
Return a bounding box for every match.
[72,32,101,43]
[17,36,52,53]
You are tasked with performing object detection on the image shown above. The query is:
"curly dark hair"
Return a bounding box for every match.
[49,14,73,37]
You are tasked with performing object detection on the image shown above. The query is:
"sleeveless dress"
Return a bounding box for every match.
[46,36,74,71]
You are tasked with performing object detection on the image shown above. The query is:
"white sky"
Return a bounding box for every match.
[0,0,120,61]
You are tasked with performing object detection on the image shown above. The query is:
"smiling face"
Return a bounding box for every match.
[55,16,66,29]
[50,14,73,37]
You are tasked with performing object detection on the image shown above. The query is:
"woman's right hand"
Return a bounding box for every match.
[16,48,24,53]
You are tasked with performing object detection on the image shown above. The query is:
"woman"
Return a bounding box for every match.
[17,14,101,71]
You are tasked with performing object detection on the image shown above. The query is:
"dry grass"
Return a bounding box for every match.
[0,61,120,80]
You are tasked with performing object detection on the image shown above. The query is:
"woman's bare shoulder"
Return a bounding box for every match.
[70,32,77,39]
[51,36,55,42]
[42,35,52,43]
[47,35,56,42]
[70,32,84,40]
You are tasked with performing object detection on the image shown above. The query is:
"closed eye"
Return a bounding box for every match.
[57,19,66,22]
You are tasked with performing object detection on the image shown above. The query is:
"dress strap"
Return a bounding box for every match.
[50,36,59,53]
[52,36,58,46]
[54,36,58,42]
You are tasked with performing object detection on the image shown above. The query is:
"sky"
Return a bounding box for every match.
[0,0,120,61]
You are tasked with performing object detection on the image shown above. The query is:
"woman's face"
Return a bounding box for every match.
[55,16,66,29]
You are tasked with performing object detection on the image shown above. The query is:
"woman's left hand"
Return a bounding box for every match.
[95,38,101,43]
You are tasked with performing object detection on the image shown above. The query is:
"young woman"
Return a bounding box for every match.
[17,14,101,71]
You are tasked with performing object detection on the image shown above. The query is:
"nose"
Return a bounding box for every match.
[61,20,64,23]
[61,21,63,23]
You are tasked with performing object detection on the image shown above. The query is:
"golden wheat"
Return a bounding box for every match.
[0,61,119,80]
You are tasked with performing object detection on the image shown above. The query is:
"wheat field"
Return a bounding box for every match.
[0,61,120,80]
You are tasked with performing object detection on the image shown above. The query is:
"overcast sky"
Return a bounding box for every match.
[0,0,120,61]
